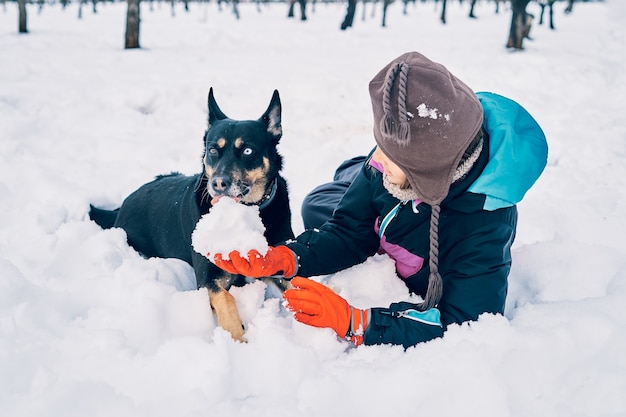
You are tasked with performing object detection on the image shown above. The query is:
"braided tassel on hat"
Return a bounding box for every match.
[416,204,443,311]
[379,63,411,146]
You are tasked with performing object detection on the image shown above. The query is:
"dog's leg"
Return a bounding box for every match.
[260,277,292,294]
[208,287,245,342]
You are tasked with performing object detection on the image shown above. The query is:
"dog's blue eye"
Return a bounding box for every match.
[208,147,218,156]
[242,147,253,156]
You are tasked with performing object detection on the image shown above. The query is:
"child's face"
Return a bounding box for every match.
[372,147,408,187]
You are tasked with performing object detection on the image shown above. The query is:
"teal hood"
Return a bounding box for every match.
[469,92,548,210]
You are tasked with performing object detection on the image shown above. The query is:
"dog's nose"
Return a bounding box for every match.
[211,176,231,192]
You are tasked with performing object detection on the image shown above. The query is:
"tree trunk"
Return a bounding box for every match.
[381,0,391,27]
[340,0,357,30]
[507,0,531,50]
[18,0,28,33]
[469,0,477,18]
[440,0,447,24]
[125,0,141,49]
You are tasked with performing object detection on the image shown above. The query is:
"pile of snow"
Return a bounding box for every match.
[191,197,268,260]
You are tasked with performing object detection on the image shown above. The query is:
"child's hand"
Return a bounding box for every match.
[212,246,297,278]
[283,277,370,345]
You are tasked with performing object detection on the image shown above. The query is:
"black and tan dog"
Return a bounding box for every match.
[89,88,294,341]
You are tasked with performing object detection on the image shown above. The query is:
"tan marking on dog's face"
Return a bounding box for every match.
[203,155,214,177]
[234,138,244,148]
[208,287,245,342]
[239,158,270,204]
[216,138,226,149]
[245,158,270,183]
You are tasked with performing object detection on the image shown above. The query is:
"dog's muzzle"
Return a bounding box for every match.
[209,175,251,199]
[207,176,277,209]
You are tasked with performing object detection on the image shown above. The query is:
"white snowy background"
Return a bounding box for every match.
[1,1,626,416]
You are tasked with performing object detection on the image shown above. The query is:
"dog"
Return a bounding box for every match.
[89,88,295,342]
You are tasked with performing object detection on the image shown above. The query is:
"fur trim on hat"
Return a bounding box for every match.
[382,175,420,201]
[381,133,484,201]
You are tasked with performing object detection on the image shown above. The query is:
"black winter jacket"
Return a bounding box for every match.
[286,93,547,348]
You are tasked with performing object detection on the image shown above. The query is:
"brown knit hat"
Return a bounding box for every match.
[369,51,484,310]
[370,51,483,205]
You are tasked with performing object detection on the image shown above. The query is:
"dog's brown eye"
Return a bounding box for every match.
[208,147,218,156]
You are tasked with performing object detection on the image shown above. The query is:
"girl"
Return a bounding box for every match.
[212,51,548,348]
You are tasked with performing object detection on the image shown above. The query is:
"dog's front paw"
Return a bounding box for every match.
[209,288,247,343]
[220,320,246,343]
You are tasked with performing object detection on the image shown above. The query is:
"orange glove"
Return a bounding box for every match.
[212,246,297,278]
[283,277,370,346]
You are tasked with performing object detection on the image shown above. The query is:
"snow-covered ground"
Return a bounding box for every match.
[1,1,625,416]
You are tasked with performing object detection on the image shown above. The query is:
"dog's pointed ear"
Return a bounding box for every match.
[207,87,228,128]
[260,89,282,143]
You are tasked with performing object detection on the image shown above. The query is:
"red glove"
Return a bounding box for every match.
[283,277,370,346]
[212,246,297,278]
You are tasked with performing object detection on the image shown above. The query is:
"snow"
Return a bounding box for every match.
[192,197,269,260]
[1,1,626,416]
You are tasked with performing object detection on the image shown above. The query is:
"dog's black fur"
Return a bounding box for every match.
[89,88,294,341]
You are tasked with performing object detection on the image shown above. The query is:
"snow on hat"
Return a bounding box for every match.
[369,51,484,311]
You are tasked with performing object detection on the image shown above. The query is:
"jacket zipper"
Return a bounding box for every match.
[378,201,405,238]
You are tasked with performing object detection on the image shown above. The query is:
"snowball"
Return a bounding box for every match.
[192,197,268,260]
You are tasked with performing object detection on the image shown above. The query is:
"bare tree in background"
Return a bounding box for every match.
[340,0,357,30]
[18,0,28,33]
[507,0,532,50]
[341,0,393,30]
[125,0,141,49]
[287,0,307,21]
